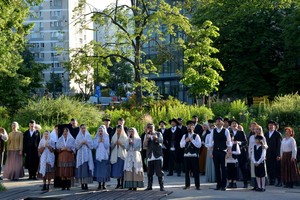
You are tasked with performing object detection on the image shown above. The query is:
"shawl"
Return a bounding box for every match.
[94,126,110,162]
[56,129,76,153]
[50,129,58,143]
[124,128,143,173]
[38,136,55,177]
[110,127,127,164]
[75,130,94,174]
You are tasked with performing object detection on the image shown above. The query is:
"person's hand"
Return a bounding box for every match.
[152,133,158,140]
[276,156,281,161]
[185,137,190,143]
[146,134,151,139]
[115,140,120,145]
[234,141,238,144]
[255,163,259,167]
[98,138,102,143]
[19,150,22,156]
[210,153,213,158]
[82,140,86,145]
[291,157,296,162]
[129,139,133,144]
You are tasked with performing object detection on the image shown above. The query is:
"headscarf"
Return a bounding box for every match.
[56,128,75,153]
[75,128,94,174]
[124,128,143,174]
[93,126,110,162]
[50,128,58,143]
[110,126,127,164]
[38,131,55,177]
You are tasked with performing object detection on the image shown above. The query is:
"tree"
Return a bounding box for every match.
[0,0,43,76]
[73,0,194,105]
[181,20,224,102]
[193,0,294,99]
[46,73,63,95]
[0,47,47,110]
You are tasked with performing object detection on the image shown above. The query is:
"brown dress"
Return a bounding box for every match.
[57,150,75,178]
[281,152,300,183]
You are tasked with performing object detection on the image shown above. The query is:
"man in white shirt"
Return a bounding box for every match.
[180,121,201,190]
[210,117,232,191]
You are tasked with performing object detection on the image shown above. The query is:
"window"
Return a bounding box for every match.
[41,43,45,47]
[40,53,44,58]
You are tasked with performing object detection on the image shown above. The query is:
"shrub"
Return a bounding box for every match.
[211,100,231,118]
[14,96,102,128]
[0,182,6,191]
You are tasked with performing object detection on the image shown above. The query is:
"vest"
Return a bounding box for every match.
[0,138,4,153]
[184,133,199,155]
[146,132,163,159]
[254,145,263,162]
[213,128,227,151]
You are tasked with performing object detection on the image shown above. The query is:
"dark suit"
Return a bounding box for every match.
[106,126,113,139]
[157,128,169,171]
[140,131,147,171]
[166,126,183,176]
[232,130,249,185]
[265,130,282,184]
[23,129,41,178]
[194,124,203,135]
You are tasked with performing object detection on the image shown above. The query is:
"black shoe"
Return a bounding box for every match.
[160,187,165,191]
[261,188,266,192]
[256,188,262,192]
[97,183,102,190]
[243,183,248,188]
[145,186,152,190]
[41,184,47,191]
[81,184,85,190]
[183,186,190,190]
[196,187,200,190]
[251,187,257,191]
[133,188,137,191]
[128,188,132,190]
[115,184,120,189]
[102,185,106,190]
[227,183,233,188]
[221,187,226,191]
[85,184,88,190]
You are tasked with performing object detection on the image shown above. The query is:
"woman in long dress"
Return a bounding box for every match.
[124,128,144,190]
[199,123,210,175]
[110,125,127,189]
[205,123,215,183]
[38,130,55,191]
[56,128,75,190]
[279,127,300,188]
[75,124,94,190]
[248,124,268,190]
[93,125,110,190]
[4,122,24,180]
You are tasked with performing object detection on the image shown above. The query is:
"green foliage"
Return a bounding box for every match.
[0,182,6,191]
[181,20,223,97]
[211,100,231,118]
[230,100,248,119]
[14,96,102,128]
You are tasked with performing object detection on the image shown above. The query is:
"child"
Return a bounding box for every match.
[226,133,241,188]
[38,130,55,191]
[251,135,266,192]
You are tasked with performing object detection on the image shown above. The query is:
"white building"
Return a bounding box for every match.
[26,0,98,96]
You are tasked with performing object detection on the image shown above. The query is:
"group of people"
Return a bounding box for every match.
[0,116,299,193]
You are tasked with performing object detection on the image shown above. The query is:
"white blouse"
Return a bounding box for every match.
[280,137,297,159]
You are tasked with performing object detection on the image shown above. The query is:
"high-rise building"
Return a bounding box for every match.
[26,0,96,96]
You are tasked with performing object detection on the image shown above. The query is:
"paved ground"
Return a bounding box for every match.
[1,173,300,200]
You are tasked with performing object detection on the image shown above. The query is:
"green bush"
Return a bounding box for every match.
[14,96,102,128]
[0,106,10,130]
[211,100,231,118]
[0,182,6,191]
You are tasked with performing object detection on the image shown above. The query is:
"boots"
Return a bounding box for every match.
[158,177,165,191]
[120,177,124,189]
[66,180,71,190]
[62,180,66,190]
[145,176,153,190]
[47,184,50,191]
[102,182,106,190]
[41,183,47,191]
[115,178,121,189]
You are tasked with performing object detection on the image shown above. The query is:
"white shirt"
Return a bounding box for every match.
[268,130,274,138]
[171,126,177,133]
[248,135,268,158]
[29,129,35,137]
[180,132,201,157]
[252,144,266,165]
[209,127,232,151]
[280,137,297,159]
[143,133,163,162]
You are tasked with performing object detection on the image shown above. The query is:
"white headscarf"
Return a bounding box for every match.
[75,128,94,174]
[38,131,55,177]
[124,128,143,174]
[50,128,58,143]
[56,128,75,153]
[110,126,127,164]
[94,126,110,162]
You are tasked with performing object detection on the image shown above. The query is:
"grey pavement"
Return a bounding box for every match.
[1,172,300,200]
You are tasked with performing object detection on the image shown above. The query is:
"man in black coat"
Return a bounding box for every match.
[157,120,169,171]
[103,118,113,138]
[112,118,128,138]
[230,119,249,188]
[23,120,41,180]
[166,118,183,176]
[192,115,203,135]
[265,120,282,186]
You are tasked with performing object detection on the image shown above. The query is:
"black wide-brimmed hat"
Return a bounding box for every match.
[215,116,224,122]
[186,120,195,126]
[169,118,179,125]
[158,120,167,126]
[230,119,239,125]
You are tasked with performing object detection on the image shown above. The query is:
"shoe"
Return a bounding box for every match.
[227,183,233,188]
[160,187,165,191]
[221,187,226,191]
[81,184,84,190]
[102,185,106,190]
[232,183,237,188]
[177,174,181,177]
[261,188,266,192]
[85,184,88,190]
[196,187,200,190]
[183,186,190,190]
[115,185,120,189]
[243,183,248,188]
[145,187,152,190]
[256,188,262,192]
[133,188,137,191]
[128,188,132,190]
[167,174,173,176]
[41,184,47,191]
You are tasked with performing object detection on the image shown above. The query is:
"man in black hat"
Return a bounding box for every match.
[230,119,249,188]
[157,120,169,171]
[23,120,41,180]
[265,120,282,186]
[103,118,113,140]
[166,118,183,176]
[112,118,129,136]
[180,121,201,190]
[209,117,232,191]
[192,115,203,135]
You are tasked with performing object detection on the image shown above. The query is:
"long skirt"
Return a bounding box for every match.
[94,160,110,182]
[205,150,215,182]
[57,151,75,178]
[75,162,93,184]
[199,147,207,173]
[38,163,55,179]
[111,157,125,178]
[281,152,300,183]
[254,162,266,178]
[3,150,24,180]
[124,167,144,188]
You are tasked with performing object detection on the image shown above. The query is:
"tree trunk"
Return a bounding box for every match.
[134,35,143,106]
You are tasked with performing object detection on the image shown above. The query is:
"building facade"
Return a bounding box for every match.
[26,0,95,96]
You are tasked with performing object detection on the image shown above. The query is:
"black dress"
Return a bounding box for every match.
[253,145,266,178]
